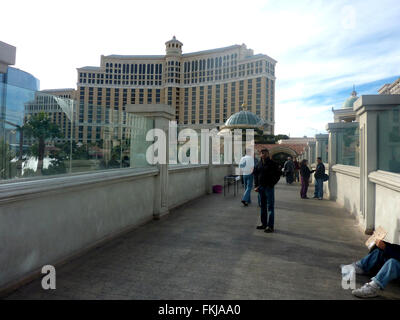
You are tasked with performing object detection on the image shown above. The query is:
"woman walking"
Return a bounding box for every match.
[300,159,315,199]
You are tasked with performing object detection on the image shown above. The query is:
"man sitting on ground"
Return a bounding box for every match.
[349,239,400,298]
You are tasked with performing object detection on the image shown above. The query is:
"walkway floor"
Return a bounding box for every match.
[7,180,400,300]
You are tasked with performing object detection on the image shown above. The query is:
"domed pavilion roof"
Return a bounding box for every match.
[222,106,265,130]
[342,86,359,109]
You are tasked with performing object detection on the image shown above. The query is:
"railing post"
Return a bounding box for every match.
[127,104,175,220]
[353,95,400,234]
[326,123,339,200]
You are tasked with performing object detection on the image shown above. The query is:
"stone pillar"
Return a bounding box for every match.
[127,104,175,220]
[354,95,400,234]
[308,141,316,165]
[315,134,329,163]
[326,123,340,200]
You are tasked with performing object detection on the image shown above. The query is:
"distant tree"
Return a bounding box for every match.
[274,134,290,142]
[0,139,17,179]
[22,112,63,174]
[255,133,289,144]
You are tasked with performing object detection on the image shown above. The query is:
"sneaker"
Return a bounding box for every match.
[256,225,266,230]
[241,200,248,206]
[264,227,274,233]
[318,197,323,200]
[352,281,380,298]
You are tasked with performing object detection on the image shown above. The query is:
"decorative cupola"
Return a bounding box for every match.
[165,36,183,56]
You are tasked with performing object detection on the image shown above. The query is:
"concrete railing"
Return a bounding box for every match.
[369,170,400,245]
[330,164,361,222]
[0,163,233,294]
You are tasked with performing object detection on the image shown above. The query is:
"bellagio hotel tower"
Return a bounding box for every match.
[76,36,276,143]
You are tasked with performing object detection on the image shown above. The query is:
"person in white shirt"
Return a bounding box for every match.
[239,148,255,206]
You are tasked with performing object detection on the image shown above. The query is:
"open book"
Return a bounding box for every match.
[365,226,387,250]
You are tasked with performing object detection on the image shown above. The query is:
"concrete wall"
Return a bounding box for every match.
[0,168,158,292]
[330,165,362,222]
[369,171,400,245]
[168,164,232,209]
[168,165,208,209]
[212,164,232,186]
[0,163,232,293]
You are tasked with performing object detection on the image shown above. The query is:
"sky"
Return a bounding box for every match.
[1,0,400,137]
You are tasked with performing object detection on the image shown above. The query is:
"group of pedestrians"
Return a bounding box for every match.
[239,149,328,233]
[300,157,326,200]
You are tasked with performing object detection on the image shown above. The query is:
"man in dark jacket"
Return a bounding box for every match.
[253,148,281,233]
[350,239,400,298]
[313,157,325,200]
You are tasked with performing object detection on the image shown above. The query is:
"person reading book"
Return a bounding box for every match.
[348,238,400,298]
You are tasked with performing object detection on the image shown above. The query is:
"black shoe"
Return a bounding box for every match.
[256,225,266,230]
[264,227,274,233]
[241,200,248,206]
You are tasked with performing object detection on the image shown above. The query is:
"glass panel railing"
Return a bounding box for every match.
[378,105,400,173]
[0,83,154,181]
[319,139,328,164]
[336,126,359,166]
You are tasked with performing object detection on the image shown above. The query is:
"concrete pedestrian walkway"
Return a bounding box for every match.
[6,180,400,299]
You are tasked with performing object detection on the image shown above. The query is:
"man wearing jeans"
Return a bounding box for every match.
[349,239,400,298]
[313,157,325,200]
[253,149,281,233]
[239,149,255,206]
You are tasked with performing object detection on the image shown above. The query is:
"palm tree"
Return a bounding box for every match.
[22,112,63,174]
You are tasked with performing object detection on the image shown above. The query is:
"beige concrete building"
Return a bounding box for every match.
[76,37,277,144]
[378,77,400,95]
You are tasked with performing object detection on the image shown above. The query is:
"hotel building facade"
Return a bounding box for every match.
[76,37,277,144]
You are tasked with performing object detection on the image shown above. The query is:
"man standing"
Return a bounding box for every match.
[239,148,255,206]
[254,149,281,233]
[313,157,325,200]
[283,157,295,184]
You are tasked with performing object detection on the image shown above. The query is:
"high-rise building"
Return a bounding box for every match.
[24,88,76,144]
[76,37,277,144]
[378,77,400,95]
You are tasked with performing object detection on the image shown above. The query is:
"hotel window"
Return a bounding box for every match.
[191,87,196,124]
[231,82,236,114]
[123,88,127,108]
[215,84,220,123]
[130,89,136,104]
[207,85,212,123]
[139,89,144,104]
[239,80,244,105]
[156,89,161,103]
[199,86,204,124]
[168,88,172,106]
[114,88,119,110]
[247,79,253,107]
[223,84,228,122]
[184,88,189,124]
